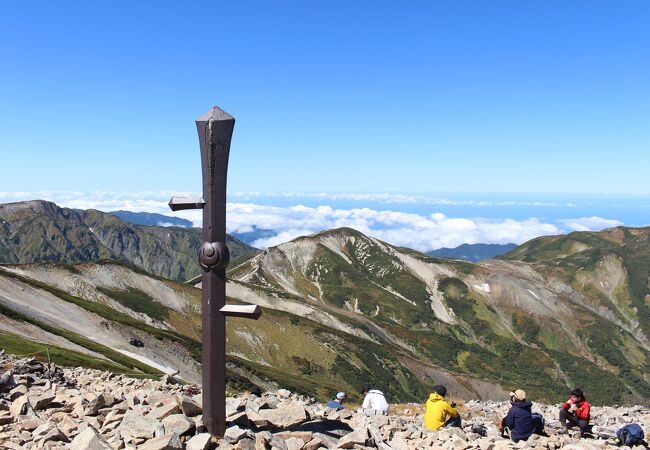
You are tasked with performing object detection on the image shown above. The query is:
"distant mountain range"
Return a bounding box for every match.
[1,200,649,404]
[0,200,258,281]
[427,243,517,262]
[110,210,193,228]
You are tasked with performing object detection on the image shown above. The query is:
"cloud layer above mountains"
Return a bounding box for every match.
[0,191,626,252]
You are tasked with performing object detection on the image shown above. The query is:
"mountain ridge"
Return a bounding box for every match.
[427,243,518,262]
[0,200,258,281]
[1,205,649,404]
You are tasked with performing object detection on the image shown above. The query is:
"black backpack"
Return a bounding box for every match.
[471,424,487,437]
[616,424,645,447]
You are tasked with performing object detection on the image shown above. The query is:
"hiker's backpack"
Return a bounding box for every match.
[616,423,645,447]
[531,413,545,434]
[471,424,487,437]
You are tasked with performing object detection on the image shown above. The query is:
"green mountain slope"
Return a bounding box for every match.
[228,227,650,404]
[2,224,648,405]
[0,200,258,281]
[0,262,457,402]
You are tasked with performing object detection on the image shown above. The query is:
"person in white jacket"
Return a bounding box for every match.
[361,384,389,416]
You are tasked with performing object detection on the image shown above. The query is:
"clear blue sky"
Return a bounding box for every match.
[1,1,649,194]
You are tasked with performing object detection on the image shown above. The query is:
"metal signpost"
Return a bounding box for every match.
[169,106,262,437]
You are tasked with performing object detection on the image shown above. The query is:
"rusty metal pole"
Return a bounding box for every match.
[169,107,261,437]
[196,107,233,437]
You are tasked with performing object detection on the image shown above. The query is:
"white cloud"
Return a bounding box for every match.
[226,202,565,251]
[557,216,623,232]
[0,191,627,252]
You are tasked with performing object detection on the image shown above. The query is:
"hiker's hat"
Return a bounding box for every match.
[509,389,526,401]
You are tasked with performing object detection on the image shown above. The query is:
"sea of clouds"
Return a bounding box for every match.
[0,191,628,252]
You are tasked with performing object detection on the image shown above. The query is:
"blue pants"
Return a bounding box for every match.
[444,416,462,428]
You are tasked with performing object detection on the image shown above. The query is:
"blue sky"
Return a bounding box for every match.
[1,2,649,250]
[1,1,649,193]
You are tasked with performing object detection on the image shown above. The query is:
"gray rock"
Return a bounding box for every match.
[8,385,27,401]
[41,426,70,444]
[9,395,33,417]
[337,426,368,449]
[255,430,288,450]
[119,414,164,440]
[178,395,202,416]
[147,402,181,420]
[257,404,309,428]
[161,413,195,436]
[186,432,213,450]
[28,392,56,410]
[223,424,250,444]
[139,433,183,450]
[277,389,291,399]
[69,426,112,450]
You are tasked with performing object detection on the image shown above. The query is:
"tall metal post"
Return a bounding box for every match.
[169,106,261,437]
[197,108,232,437]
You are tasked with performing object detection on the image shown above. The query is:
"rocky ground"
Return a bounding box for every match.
[0,352,648,449]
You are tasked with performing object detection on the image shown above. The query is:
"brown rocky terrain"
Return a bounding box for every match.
[0,352,648,450]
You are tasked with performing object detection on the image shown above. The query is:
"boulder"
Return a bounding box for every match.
[28,391,56,410]
[118,414,164,440]
[161,413,195,436]
[257,405,309,428]
[186,432,213,450]
[224,424,250,444]
[337,426,368,449]
[255,430,288,450]
[178,395,202,416]
[139,433,183,450]
[69,426,112,450]
[9,395,33,417]
[147,402,181,420]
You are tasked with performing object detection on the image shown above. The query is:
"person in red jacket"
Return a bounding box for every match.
[559,388,592,436]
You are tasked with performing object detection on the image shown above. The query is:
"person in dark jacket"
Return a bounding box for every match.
[503,389,535,442]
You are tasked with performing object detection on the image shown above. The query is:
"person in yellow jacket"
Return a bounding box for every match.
[424,385,462,430]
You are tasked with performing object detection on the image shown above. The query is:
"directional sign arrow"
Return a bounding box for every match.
[168,196,206,211]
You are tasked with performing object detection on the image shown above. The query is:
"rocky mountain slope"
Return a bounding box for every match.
[0,353,647,450]
[110,211,193,228]
[228,227,650,405]
[0,200,257,281]
[1,215,649,406]
[0,261,451,402]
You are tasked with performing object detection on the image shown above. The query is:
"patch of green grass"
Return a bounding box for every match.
[511,312,541,343]
[0,330,155,378]
[97,286,171,321]
[0,303,162,375]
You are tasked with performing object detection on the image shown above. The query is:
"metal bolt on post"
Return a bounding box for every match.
[169,106,262,437]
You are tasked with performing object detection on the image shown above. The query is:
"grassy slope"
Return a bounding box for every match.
[0,330,157,378]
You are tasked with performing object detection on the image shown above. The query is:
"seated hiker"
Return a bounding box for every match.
[499,389,542,442]
[361,383,389,416]
[326,391,346,410]
[424,385,461,430]
[559,388,592,436]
